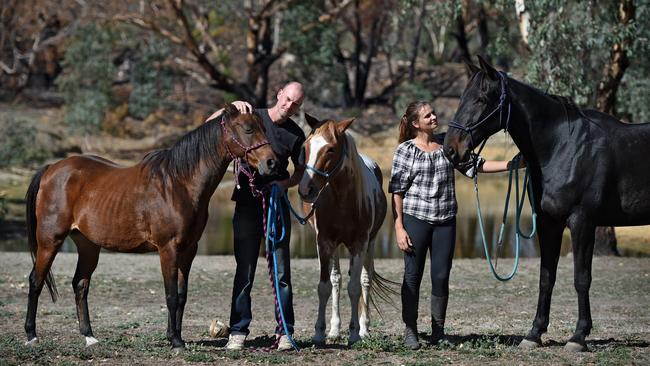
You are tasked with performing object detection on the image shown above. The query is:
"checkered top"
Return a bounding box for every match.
[388,140,483,224]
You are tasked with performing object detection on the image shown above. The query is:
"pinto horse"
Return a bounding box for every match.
[24,103,277,350]
[444,56,650,351]
[298,115,395,346]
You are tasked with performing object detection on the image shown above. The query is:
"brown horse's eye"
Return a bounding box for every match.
[242,124,253,134]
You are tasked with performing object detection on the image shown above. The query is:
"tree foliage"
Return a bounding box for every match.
[57,23,116,133]
[127,39,175,119]
[57,23,177,133]
[0,118,51,168]
[524,0,649,121]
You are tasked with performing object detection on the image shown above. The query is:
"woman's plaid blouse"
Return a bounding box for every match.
[388,139,483,224]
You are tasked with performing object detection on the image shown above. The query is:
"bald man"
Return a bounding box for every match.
[208,82,306,351]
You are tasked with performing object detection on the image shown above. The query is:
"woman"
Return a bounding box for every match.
[389,101,521,350]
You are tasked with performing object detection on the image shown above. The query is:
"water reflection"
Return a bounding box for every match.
[196,173,569,259]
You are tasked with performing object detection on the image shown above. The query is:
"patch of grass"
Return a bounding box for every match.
[245,352,291,364]
[101,331,169,357]
[353,350,378,363]
[351,333,403,352]
[184,351,215,362]
[405,361,445,366]
[0,336,55,362]
[456,335,505,358]
[592,346,632,366]
[116,321,141,330]
[223,350,243,360]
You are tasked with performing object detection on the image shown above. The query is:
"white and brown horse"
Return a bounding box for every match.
[298,115,394,346]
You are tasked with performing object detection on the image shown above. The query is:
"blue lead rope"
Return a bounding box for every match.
[474,155,537,281]
[265,184,299,351]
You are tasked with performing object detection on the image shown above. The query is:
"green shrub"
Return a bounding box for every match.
[394,82,434,116]
[0,118,51,168]
[128,40,175,119]
[57,23,116,133]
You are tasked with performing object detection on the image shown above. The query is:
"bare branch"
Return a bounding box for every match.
[112,13,185,45]
[300,0,354,33]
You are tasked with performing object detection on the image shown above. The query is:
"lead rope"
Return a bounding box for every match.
[232,181,298,353]
[473,155,537,281]
[264,185,299,351]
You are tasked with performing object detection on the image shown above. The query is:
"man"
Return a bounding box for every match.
[207,82,306,351]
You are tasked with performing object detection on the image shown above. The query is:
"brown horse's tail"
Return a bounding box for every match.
[25,164,58,303]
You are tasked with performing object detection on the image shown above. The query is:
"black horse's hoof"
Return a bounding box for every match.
[519,338,541,349]
[24,337,39,347]
[564,341,587,352]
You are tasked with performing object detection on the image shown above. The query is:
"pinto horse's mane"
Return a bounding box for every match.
[141,117,226,181]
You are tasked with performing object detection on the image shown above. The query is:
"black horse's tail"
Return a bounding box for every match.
[25,164,58,303]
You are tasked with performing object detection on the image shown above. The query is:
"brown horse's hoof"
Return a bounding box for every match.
[519,339,541,349]
[564,341,587,352]
[24,337,39,347]
[85,336,99,347]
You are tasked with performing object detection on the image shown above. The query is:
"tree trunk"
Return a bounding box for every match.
[408,0,426,82]
[515,0,530,48]
[452,10,471,63]
[593,0,635,256]
[478,6,489,54]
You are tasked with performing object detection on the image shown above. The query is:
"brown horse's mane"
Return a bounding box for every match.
[141,118,224,181]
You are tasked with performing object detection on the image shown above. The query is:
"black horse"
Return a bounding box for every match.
[444,56,650,351]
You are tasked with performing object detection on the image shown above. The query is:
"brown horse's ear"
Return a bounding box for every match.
[305,113,321,129]
[336,118,354,134]
[223,103,239,119]
[465,61,480,76]
[477,55,499,81]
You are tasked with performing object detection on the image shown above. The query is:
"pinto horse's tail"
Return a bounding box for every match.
[367,269,400,318]
[25,164,58,303]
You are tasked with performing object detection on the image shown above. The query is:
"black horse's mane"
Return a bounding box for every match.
[141,118,225,181]
[474,70,602,128]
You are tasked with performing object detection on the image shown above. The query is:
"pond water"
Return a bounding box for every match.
[1,173,570,259]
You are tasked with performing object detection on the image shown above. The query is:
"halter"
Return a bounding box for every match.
[292,137,349,224]
[304,138,348,178]
[448,71,512,166]
[220,116,271,196]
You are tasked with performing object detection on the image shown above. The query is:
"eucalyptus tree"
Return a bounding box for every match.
[523,0,649,254]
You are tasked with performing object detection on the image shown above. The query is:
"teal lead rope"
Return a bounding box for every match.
[474,155,537,281]
[265,184,300,351]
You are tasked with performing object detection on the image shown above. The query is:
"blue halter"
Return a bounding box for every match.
[304,138,348,178]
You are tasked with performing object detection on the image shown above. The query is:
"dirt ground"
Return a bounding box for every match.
[0,252,648,365]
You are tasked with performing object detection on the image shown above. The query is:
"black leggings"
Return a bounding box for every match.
[401,214,455,327]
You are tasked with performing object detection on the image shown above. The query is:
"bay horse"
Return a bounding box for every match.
[444,56,650,351]
[24,103,277,350]
[298,115,395,346]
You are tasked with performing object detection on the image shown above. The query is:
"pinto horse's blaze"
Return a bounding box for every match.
[23,103,277,349]
[444,56,650,351]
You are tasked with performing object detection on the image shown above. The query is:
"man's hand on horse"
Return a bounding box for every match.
[205,101,254,122]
